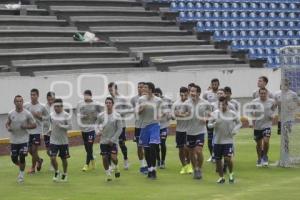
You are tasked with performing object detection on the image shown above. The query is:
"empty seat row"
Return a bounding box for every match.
[231,39,300,51]
[249,48,280,59]
[171,2,298,11]
[178,11,300,21]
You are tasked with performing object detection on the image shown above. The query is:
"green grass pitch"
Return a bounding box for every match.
[0,128,300,200]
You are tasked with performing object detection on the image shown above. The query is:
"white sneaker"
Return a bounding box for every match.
[124,160,129,170]
[207,156,212,162]
[53,171,60,182]
[17,173,24,183]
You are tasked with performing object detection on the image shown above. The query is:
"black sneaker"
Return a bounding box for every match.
[151,170,157,180]
[160,161,165,169]
[193,170,202,180]
[217,177,225,184]
[147,171,152,179]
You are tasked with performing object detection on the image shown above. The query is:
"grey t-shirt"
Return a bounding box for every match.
[50,111,72,145]
[252,98,276,130]
[138,95,162,128]
[43,103,53,135]
[7,109,35,144]
[211,101,237,112]
[159,96,173,129]
[229,99,240,112]
[185,98,212,136]
[274,90,299,122]
[208,110,241,144]
[24,102,49,135]
[131,95,142,128]
[203,90,218,103]
[96,111,122,144]
[173,99,189,132]
[112,95,132,128]
[76,100,103,132]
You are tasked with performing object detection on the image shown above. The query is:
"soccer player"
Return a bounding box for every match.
[186,84,211,179]
[154,87,173,169]
[173,87,193,174]
[50,98,72,182]
[108,82,131,170]
[252,76,274,99]
[43,91,55,171]
[24,88,49,174]
[138,82,162,179]
[203,78,220,162]
[251,88,276,167]
[95,97,122,182]
[6,95,37,183]
[208,97,241,184]
[130,82,148,174]
[77,90,103,172]
[224,87,240,112]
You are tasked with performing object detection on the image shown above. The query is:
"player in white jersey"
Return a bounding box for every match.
[24,89,49,174]
[108,82,131,170]
[43,91,55,171]
[203,78,220,162]
[95,97,122,182]
[6,95,37,183]
[50,99,72,182]
[252,76,274,99]
[251,88,276,167]
[130,82,148,174]
[154,88,173,169]
[173,87,193,174]
[224,87,240,112]
[185,84,212,180]
[77,90,103,172]
[208,97,241,184]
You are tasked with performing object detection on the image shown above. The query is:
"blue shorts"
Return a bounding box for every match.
[43,135,50,148]
[134,128,141,144]
[100,144,118,156]
[11,143,28,157]
[29,134,41,147]
[176,131,187,148]
[82,130,96,144]
[160,128,168,140]
[254,128,271,141]
[214,144,234,160]
[186,134,205,148]
[139,123,161,147]
[119,127,127,142]
[49,144,70,159]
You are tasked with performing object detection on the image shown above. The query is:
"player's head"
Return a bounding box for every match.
[179,87,188,101]
[258,88,268,101]
[144,82,156,95]
[46,91,55,105]
[154,88,163,98]
[211,78,220,91]
[83,90,92,102]
[105,97,114,111]
[224,86,232,99]
[280,79,290,91]
[190,84,201,100]
[137,82,145,96]
[257,76,268,88]
[53,98,63,113]
[14,95,24,110]
[217,88,225,98]
[108,82,117,96]
[218,96,228,112]
[188,83,195,92]
[30,88,39,102]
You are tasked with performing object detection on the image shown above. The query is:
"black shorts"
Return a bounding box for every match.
[11,143,28,157]
[254,128,271,141]
[186,134,205,148]
[176,131,187,148]
[43,135,50,148]
[29,134,41,147]
[49,144,70,159]
[82,130,96,144]
[100,144,118,156]
[119,127,127,142]
[214,144,234,160]
[134,128,141,144]
[160,128,168,140]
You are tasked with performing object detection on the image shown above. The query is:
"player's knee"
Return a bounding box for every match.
[19,155,26,164]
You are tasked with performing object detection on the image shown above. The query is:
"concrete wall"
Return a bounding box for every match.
[0,68,281,139]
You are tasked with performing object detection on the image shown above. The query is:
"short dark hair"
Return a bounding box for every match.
[180,87,188,93]
[259,76,268,84]
[14,95,22,102]
[84,90,92,96]
[191,85,201,93]
[219,96,228,104]
[211,78,220,85]
[224,87,232,94]
[138,82,145,85]
[54,98,63,105]
[145,82,155,93]
[108,82,117,89]
[218,88,225,92]
[154,88,163,96]
[31,88,39,96]
[105,97,114,104]
[46,91,55,98]
[259,87,268,93]
[188,83,195,88]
